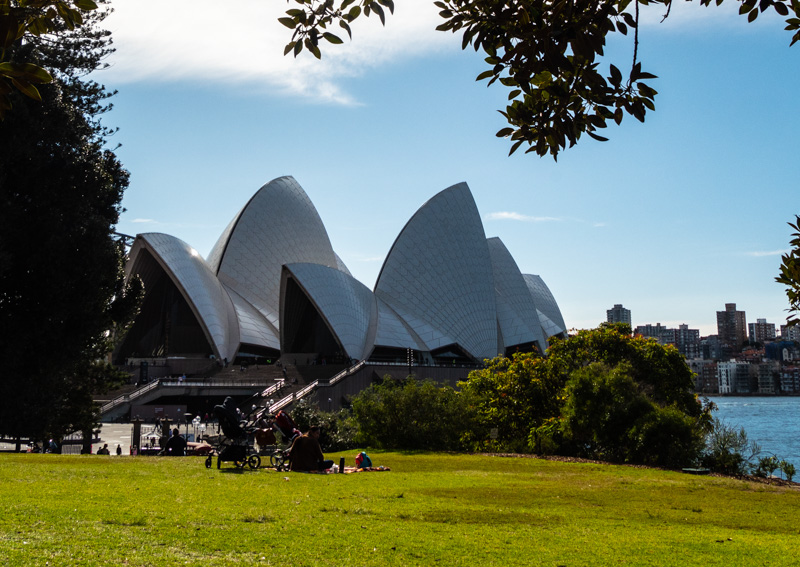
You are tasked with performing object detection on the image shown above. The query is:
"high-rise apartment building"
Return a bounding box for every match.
[748,318,776,344]
[716,303,747,354]
[673,324,701,358]
[634,323,700,358]
[634,323,666,339]
[607,304,631,327]
[781,325,800,342]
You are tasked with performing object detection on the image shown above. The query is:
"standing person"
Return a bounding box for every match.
[288,426,333,472]
[115,444,122,456]
[97,443,110,455]
[164,428,187,456]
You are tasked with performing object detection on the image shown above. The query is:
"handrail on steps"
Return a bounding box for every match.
[265,360,367,414]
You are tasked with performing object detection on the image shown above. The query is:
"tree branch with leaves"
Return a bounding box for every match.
[0,0,98,118]
[280,0,800,158]
[777,215,800,328]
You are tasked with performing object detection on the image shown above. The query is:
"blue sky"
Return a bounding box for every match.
[101,1,799,336]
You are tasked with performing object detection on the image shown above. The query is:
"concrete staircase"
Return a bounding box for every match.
[97,361,348,422]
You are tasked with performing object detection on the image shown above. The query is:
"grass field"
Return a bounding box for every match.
[1,451,798,566]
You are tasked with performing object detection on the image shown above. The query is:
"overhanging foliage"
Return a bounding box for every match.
[279,0,800,158]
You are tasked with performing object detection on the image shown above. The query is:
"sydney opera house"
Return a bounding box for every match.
[114,176,566,367]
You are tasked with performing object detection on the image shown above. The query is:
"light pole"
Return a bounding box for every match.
[192,415,201,441]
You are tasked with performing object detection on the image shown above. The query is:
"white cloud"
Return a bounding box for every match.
[101,0,452,104]
[746,250,788,257]
[131,218,159,224]
[485,211,562,222]
[637,1,761,28]
[98,1,777,105]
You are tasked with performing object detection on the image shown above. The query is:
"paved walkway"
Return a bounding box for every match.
[1,423,135,455]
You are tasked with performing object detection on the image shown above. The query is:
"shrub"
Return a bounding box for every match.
[629,406,705,469]
[755,455,781,478]
[780,460,796,482]
[458,352,562,453]
[701,420,760,475]
[350,377,476,451]
[289,400,358,452]
[557,362,705,468]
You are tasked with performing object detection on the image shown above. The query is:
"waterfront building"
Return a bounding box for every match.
[607,304,631,327]
[780,366,800,393]
[717,303,747,357]
[717,360,751,394]
[757,361,781,394]
[749,318,776,345]
[687,359,718,393]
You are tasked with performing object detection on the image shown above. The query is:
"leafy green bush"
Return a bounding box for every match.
[458,352,563,453]
[755,455,780,478]
[343,326,712,468]
[289,400,358,451]
[701,420,761,475]
[780,460,796,482]
[350,377,476,451]
[557,363,651,461]
[629,405,705,469]
[459,325,708,459]
[555,362,704,468]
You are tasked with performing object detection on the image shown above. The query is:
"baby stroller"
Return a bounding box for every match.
[205,396,261,470]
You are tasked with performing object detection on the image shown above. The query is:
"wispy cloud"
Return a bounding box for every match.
[100,1,772,106]
[746,250,788,257]
[485,212,562,222]
[592,222,607,228]
[131,218,159,224]
[102,0,452,105]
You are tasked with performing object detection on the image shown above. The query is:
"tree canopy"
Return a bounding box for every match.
[0,1,140,445]
[279,0,800,158]
[0,1,101,118]
[456,323,711,466]
[343,324,712,467]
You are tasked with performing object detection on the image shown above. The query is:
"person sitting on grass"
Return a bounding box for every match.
[288,426,333,472]
[164,428,187,456]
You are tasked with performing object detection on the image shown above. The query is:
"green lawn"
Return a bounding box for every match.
[1,452,797,566]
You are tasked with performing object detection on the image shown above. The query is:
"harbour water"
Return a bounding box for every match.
[707,396,800,466]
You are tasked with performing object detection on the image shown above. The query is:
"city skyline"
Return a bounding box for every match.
[612,302,788,339]
[99,1,798,338]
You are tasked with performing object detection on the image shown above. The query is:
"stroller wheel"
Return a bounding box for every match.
[205,455,212,468]
[270,452,285,470]
[247,455,261,469]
